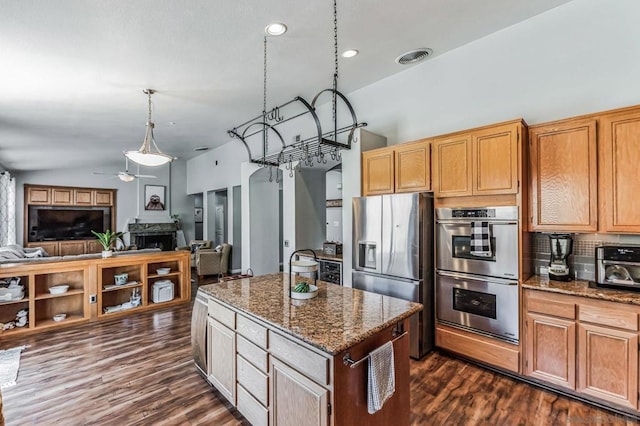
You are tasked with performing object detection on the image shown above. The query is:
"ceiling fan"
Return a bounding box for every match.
[93,157,157,182]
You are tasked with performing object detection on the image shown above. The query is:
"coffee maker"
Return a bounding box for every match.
[548,234,573,281]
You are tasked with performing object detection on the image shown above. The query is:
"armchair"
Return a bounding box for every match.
[196,243,231,279]
[176,240,212,264]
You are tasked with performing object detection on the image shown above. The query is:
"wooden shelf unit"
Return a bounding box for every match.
[0,251,190,339]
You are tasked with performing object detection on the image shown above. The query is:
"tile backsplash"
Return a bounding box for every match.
[531,233,640,281]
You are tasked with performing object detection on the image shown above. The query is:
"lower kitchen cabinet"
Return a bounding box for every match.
[524,289,640,411]
[270,358,329,426]
[577,323,638,409]
[525,313,575,389]
[208,317,236,404]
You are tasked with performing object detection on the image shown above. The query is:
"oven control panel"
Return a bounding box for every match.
[451,209,496,218]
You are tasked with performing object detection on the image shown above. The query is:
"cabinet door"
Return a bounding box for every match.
[529,120,597,231]
[525,313,575,389]
[394,140,431,193]
[577,323,638,409]
[95,190,113,206]
[86,240,103,254]
[270,357,328,426]
[52,188,73,205]
[26,241,58,256]
[74,189,93,205]
[362,148,394,196]
[208,317,236,404]
[58,241,86,256]
[472,123,519,195]
[27,187,51,204]
[599,110,640,233]
[433,135,472,197]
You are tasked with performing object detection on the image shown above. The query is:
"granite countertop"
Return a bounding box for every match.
[523,275,640,306]
[199,273,421,355]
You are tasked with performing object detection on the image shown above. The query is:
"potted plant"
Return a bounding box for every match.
[92,229,125,258]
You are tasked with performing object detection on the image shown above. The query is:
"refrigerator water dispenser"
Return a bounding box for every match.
[358,242,377,269]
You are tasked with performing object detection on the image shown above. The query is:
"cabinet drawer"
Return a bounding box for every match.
[237,384,268,426]
[208,299,235,329]
[238,335,268,373]
[237,355,268,406]
[527,294,575,319]
[270,332,329,386]
[237,314,268,348]
[579,304,638,331]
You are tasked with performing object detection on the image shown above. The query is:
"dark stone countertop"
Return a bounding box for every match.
[523,275,640,306]
[199,273,421,355]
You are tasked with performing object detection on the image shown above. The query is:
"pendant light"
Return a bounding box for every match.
[125,89,175,167]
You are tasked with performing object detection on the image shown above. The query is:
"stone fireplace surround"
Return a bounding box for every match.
[128,222,177,251]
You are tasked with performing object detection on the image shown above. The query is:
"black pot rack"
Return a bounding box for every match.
[227,89,366,170]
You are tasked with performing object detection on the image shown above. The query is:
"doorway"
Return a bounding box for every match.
[248,167,282,275]
[206,189,228,246]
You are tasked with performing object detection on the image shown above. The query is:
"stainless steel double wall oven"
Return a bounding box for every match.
[435,206,519,344]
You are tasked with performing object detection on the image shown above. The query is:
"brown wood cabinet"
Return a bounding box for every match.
[361,139,431,196]
[433,121,523,198]
[524,289,640,411]
[578,323,638,409]
[599,108,640,233]
[24,185,116,254]
[529,119,597,231]
[394,139,431,193]
[362,148,394,195]
[0,251,191,341]
[52,188,73,205]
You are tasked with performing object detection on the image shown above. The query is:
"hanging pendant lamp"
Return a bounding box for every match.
[125,89,175,167]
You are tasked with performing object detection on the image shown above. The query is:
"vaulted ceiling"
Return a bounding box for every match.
[0,0,571,171]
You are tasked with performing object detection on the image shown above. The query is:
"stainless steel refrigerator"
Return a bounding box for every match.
[352,192,434,359]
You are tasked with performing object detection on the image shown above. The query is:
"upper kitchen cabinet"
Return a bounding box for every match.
[433,120,523,198]
[599,107,640,233]
[528,118,597,232]
[394,139,431,193]
[361,138,431,196]
[433,134,472,197]
[362,148,394,195]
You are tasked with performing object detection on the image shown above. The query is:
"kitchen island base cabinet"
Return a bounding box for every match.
[271,358,328,426]
[200,275,419,426]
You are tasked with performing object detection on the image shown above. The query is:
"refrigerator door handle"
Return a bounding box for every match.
[436,270,518,285]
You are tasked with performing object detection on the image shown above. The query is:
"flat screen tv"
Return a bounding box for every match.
[28,206,111,242]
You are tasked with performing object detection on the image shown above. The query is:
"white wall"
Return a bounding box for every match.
[295,168,326,251]
[325,170,342,242]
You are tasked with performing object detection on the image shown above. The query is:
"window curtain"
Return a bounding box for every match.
[0,171,16,246]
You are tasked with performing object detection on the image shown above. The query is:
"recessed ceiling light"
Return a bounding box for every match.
[341,49,359,58]
[395,48,433,65]
[265,23,287,36]
[194,147,209,152]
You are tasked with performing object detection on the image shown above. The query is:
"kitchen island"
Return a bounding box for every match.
[196,273,421,426]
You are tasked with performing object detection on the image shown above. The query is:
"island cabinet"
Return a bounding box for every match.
[528,118,598,232]
[361,139,431,196]
[200,274,419,426]
[523,289,640,410]
[433,120,523,198]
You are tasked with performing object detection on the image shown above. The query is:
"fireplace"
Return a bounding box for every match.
[128,223,177,251]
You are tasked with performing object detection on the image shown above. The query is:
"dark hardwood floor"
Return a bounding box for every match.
[1,280,637,425]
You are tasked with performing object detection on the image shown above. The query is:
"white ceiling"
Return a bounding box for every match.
[0,0,572,172]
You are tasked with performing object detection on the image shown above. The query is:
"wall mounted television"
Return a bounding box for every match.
[28,206,111,242]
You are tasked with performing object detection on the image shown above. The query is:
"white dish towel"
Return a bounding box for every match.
[367,341,395,414]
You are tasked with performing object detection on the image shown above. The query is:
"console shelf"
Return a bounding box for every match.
[0,251,190,340]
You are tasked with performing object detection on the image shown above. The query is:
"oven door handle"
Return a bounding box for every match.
[436,270,518,285]
[436,220,518,226]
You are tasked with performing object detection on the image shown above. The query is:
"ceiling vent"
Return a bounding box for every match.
[395,48,433,65]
